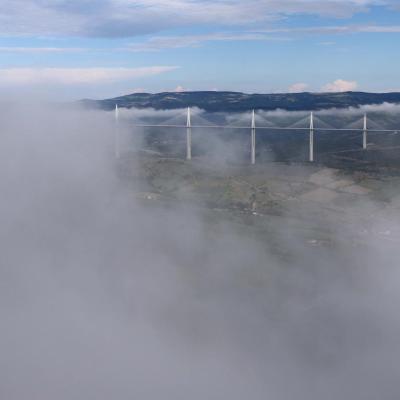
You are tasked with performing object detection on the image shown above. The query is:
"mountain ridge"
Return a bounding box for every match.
[81,91,400,112]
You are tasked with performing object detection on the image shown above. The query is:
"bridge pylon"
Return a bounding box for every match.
[363,113,368,150]
[251,110,256,165]
[115,104,120,159]
[309,112,314,162]
[186,107,192,161]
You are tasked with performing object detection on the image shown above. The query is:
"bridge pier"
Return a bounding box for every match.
[363,113,368,150]
[115,104,120,159]
[186,107,192,160]
[309,112,314,162]
[251,110,256,165]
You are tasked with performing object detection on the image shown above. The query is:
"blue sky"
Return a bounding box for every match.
[0,0,399,99]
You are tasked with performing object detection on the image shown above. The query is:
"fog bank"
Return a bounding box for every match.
[1,104,400,400]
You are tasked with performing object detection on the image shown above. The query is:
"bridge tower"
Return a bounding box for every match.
[115,104,120,159]
[363,113,368,150]
[309,112,314,162]
[251,109,256,165]
[186,107,192,160]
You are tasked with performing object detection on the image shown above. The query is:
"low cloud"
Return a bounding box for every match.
[322,79,358,92]
[174,85,187,93]
[289,83,309,93]
[2,103,400,400]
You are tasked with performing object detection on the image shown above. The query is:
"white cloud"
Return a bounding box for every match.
[322,79,358,92]
[0,47,84,53]
[125,32,287,52]
[0,1,397,38]
[255,24,400,35]
[174,85,187,92]
[0,67,179,86]
[289,83,309,93]
[319,41,336,46]
[357,25,400,33]
[128,88,148,93]
[121,23,400,53]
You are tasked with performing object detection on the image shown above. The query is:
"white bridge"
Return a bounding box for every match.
[114,105,400,164]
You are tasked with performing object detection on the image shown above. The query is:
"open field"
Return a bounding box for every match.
[118,153,400,256]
